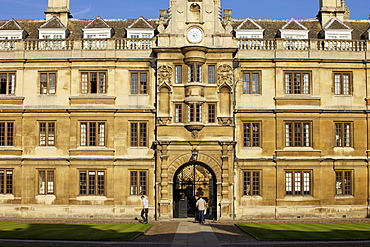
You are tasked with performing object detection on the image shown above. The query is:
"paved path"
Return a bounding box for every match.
[171,219,221,247]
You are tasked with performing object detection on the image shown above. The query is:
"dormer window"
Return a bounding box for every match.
[323,18,352,40]
[38,17,67,39]
[82,16,113,39]
[280,19,309,39]
[126,16,155,39]
[235,18,264,39]
[0,19,25,40]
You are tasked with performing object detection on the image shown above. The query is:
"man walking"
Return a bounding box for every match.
[141,195,149,224]
[196,196,206,224]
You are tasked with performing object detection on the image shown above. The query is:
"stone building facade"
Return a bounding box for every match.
[0,0,369,220]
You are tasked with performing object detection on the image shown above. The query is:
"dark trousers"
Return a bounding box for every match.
[141,208,148,223]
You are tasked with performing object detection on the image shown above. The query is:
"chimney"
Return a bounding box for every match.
[318,0,348,25]
[45,0,72,26]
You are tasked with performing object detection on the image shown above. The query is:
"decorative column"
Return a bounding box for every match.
[157,142,171,220]
[219,141,235,220]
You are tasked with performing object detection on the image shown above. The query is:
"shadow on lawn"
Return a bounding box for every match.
[0,223,148,241]
[236,225,370,241]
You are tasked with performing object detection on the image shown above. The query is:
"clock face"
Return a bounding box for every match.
[187,27,203,43]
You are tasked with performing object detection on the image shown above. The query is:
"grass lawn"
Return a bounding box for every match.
[0,222,151,241]
[237,222,370,240]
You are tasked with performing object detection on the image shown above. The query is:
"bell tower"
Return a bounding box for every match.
[158,0,232,47]
[318,0,350,25]
[45,0,72,26]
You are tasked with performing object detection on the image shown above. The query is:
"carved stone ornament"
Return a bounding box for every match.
[217,64,233,86]
[158,65,173,86]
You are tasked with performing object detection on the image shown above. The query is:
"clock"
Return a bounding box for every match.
[187,27,203,43]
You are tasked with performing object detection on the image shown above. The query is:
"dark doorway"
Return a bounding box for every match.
[173,162,217,220]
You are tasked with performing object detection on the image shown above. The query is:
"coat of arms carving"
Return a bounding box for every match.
[217,64,233,86]
[158,65,173,86]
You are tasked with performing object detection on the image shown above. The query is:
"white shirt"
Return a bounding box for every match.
[142,197,149,209]
[196,198,207,211]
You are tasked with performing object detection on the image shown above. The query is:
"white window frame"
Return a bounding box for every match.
[325,30,351,40]
[0,30,23,40]
[83,28,112,39]
[280,30,309,39]
[235,30,264,39]
[126,29,154,39]
[38,28,66,39]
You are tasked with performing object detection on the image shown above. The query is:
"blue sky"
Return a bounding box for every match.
[0,0,368,20]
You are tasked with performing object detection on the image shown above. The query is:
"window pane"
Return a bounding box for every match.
[6,171,12,194]
[0,171,4,194]
[80,123,87,146]
[294,172,302,195]
[0,123,4,146]
[344,171,352,195]
[243,73,250,94]
[130,171,137,195]
[208,65,215,84]
[81,73,88,94]
[98,123,105,146]
[139,171,146,195]
[99,73,106,94]
[334,74,341,94]
[39,171,46,194]
[303,172,310,195]
[48,123,55,146]
[175,104,182,123]
[244,123,251,147]
[252,123,260,147]
[208,104,215,123]
[286,123,292,147]
[140,73,147,94]
[0,74,6,94]
[90,72,97,93]
[47,171,54,194]
[7,123,13,146]
[131,123,138,146]
[252,172,260,195]
[49,73,56,94]
[336,171,343,195]
[89,122,96,146]
[131,73,138,94]
[40,123,46,146]
[294,73,301,94]
[139,123,147,147]
[303,74,310,94]
[252,73,259,94]
[286,172,292,195]
[88,171,96,195]
[285,74,292,94]
[343,74,350,95]
[176,66,182,84]
[243,172,251,195]
[79,171,87,195]
[97,171,105,195]
[344,123,350,147]
[40,73,47,94]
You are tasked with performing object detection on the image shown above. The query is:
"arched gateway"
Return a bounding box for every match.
[173,162,217,219]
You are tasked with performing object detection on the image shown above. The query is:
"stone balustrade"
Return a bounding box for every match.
[317,39,366,52]
[24,39,74,50]
[0,38,368,55]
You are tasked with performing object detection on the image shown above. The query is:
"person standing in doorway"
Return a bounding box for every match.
[196,195,206,224]
[141,195,149,224]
